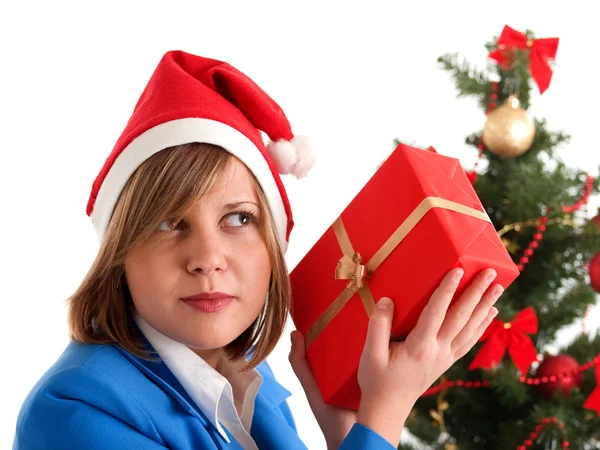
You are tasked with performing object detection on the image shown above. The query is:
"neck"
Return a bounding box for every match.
[189,346,225,371]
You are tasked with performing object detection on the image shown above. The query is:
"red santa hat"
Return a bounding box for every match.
[86,50,315,252]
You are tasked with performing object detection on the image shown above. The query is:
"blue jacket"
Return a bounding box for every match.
[14,341,395,449]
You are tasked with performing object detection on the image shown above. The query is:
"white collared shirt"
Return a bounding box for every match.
[134,314,263,449]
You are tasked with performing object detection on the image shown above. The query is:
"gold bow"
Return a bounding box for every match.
[336,252,368,289]
[304,196,492,347]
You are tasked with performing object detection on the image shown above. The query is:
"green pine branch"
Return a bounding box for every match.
[437,53,491,110]
[489,365,531,408]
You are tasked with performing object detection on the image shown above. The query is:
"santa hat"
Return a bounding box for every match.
[86,50,315,252]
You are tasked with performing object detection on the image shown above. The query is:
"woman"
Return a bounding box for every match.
[13,50,502,449]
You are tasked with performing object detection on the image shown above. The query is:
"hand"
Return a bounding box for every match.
[289,330,358,450]
[356,267,503,447]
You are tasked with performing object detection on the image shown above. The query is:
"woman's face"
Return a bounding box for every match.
[125,158,271,353]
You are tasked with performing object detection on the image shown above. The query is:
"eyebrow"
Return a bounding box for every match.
[223,201,260,210]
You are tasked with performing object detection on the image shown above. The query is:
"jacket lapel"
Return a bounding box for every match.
[113,342,209,426]
[251,394,308,449]
[251,362,308,449]
[115,335,301,449]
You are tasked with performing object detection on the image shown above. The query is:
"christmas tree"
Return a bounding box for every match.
[398,26,600,450]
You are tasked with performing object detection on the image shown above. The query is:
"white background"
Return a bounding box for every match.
[1,1,599,448]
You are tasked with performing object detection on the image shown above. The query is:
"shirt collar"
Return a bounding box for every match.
[133,313,262,442]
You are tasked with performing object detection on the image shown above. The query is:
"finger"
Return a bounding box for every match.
[450,283,504,352]
[409,268,464,342]
[437,268,497,342]
[288,330,326,410]
[454,306,499,360]
[361,297,394,367]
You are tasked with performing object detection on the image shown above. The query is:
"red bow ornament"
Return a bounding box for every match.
[469,306,539,374]
[584,362,600,416]
[488,25,559,95]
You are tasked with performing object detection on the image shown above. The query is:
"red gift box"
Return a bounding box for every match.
[289,143,520,411]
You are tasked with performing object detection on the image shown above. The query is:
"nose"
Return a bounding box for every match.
[185,229,228,275]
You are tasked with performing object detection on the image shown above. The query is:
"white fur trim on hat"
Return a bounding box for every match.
[90,118,289,252]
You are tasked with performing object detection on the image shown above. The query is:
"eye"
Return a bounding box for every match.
[222,211,257,228]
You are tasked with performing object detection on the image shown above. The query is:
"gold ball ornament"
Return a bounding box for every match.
[482,95,535,158]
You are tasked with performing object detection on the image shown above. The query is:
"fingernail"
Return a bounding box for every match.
[376,297,392,310]
[491,307,499,317]
[487,270,497,282]
[492,286,504,299]
[454,268,464,282]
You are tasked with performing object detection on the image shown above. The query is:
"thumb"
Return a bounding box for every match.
[288,330,306,367]
[288,330,324,407]
[362,297,394,366]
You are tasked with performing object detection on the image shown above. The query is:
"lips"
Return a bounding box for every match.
[181,292,234,313]
[181,291,232,301]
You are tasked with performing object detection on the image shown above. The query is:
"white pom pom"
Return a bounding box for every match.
[289,136,315,178]
[266,139,298,175]
[266,136,315,178]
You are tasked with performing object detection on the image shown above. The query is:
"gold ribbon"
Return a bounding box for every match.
[335,253,368,289]
[305,196,491,347]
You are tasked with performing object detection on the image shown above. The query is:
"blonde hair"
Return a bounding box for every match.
[68,143,290,371]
